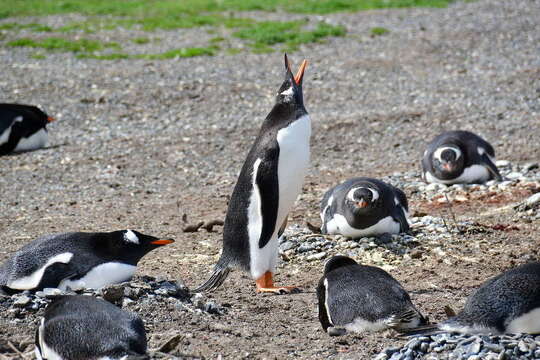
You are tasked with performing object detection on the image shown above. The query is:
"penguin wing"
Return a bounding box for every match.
[320,188,337,234]
[317,276,333,331]
[255,149,280,249]
[478,152,502,181]
[390,187,410,233]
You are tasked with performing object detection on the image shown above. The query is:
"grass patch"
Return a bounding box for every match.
[30,53,46,59]
[0,0,462,19]
[7,37,120,53]
[234,21,345,51]
[77,46,218,60]
[371,26,390,36]
[131,36,150,44]
[0,22,52,32]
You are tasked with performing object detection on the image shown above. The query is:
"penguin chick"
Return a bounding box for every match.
[194,54,310,294]
[0,230,174,293]
[317,256,426,335]
[321,177,409,238]
[422,130,502,184]
[35,295,148,360]
[406,262,540,336]
[0,103,55,155]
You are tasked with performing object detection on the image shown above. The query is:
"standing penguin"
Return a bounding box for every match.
[406,262,540,335]
[0,230,174,293]
[0,103,55,155]
[317,256,426,336]
[35,295,148,360]
[422,130,502,184]
[194,54,310,294]
[320,177,409,238]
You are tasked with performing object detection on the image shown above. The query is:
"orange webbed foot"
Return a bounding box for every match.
[255,271,301,295]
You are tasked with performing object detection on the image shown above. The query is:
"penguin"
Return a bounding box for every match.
[405,262,540,335]
[422,130,502,184]
[0,103,55,155]
[320,177,409,239]
[194,54,310,294]
[35,295,148,360]
[317,256,426,336]
[0,230,174,293]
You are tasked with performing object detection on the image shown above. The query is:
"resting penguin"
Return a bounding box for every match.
[35,295,148,360]
[0,230,174,293]
[0,103,55,155]
[406,262,540,335]
[320,177,409,238]
[194,54,310,294]
[317,256,426,336]
[422,130,502,184]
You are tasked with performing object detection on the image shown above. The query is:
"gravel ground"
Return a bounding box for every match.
[0,0,539,358]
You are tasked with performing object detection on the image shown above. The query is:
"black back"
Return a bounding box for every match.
[0,231,166,292]
[0,103,50,154]
[36,295,148,359]
[218,55,308,271]
[321,177,409,233]
[422,130,501,182]
[317,256,417,330]
[451,262,540,332]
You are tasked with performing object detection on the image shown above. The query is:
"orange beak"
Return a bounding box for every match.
[442,163,453,171]
[294,59,308,85]
[151,239,174,246]
[357,200,368,208]
[47,116,55,123]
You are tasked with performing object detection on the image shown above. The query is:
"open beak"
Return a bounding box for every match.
[356,200,368,208]
[294,59,307,85]
[151,239,174,246]
[47,116,55,123]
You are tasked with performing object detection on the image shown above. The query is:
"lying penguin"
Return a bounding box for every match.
[422,130,502,184]
[0,230,174,293]
[320,177,409,238]
[406,262,540,335]
[317,256,426,336]
[35,295,148,360]
[0,103,55,155]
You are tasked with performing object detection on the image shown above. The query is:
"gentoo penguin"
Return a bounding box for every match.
[0,230,174,293]
[0,103,55,155]
[35,295,148,360]
[317,256,426,336]
[320,177,409,238]
[422,130,502,184]
[406,262,540,335]
[194,54,310,294]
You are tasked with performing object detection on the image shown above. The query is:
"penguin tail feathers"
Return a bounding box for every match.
[192,265,231,293]
[398,324,443,336]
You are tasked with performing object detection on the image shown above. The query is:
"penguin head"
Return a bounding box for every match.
[323,255,358,274]
[275,53,307,108]
[345,186,380,213]
[432,145,464,176]
[101,230,174,264]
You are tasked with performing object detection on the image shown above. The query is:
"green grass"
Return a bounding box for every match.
[0,22,52,31]
[77,46,218,60]
[371,26,390,36]
[30,53,46,59]
[7,37,120,53]
[131,36,150,44]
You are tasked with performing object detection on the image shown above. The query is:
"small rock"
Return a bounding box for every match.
[12,294,31,307]
[496,160,510,167]
[101,284,125,303]
[523,162,539,171]
[279,241,296,252]
[525,193,540,207]
[306,252,327,261]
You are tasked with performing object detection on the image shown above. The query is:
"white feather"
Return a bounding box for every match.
[248,158,268,280]
[0,126,11,145]
[8,252,73,290]
[37,318,65,360]
[332,214,401,238]
[434,146,461,161]
[506,307,540,334]
[13,128,48,152]
[343,317,393,333]
[324,278,334,325]
[439,322,495,335]
[424,164,491,184]
[58,262,136,290]
[124,230,139,244]
[320,195,333,222]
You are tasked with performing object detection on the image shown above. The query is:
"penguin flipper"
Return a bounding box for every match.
[254,154,280,249]
[317,277,333,332]
[192,265,231,293]
[480,154,502,181]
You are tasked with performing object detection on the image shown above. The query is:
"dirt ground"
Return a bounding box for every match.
[1,0,539,359]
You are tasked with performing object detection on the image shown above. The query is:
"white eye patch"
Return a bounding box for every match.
[124,230,139,244]
[346,187,379,202]
[280,86,294,97]
[14,116,23,123]
[434,146,461,161]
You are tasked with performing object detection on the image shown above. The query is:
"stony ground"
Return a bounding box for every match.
[1,0,539,358]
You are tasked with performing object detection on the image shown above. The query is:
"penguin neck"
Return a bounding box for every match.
[262,102,307,132]
[92,232,144,265]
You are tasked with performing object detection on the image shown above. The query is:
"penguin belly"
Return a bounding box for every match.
[333,214,400,238]
[425,165,490,184]
[58,262,137,290]
[248,115,311,279]
[506,307,540,334]
[14,128,48,152]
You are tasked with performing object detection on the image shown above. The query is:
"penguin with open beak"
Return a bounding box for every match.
[194,54,310,294]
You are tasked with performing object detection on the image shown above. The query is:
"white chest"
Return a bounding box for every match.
[425,164,490,184]
[58,262,137,291]
[333,214,401,238]
[14,128,48,152]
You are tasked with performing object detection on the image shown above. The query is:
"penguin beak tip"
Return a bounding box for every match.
[151,239,175,246]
